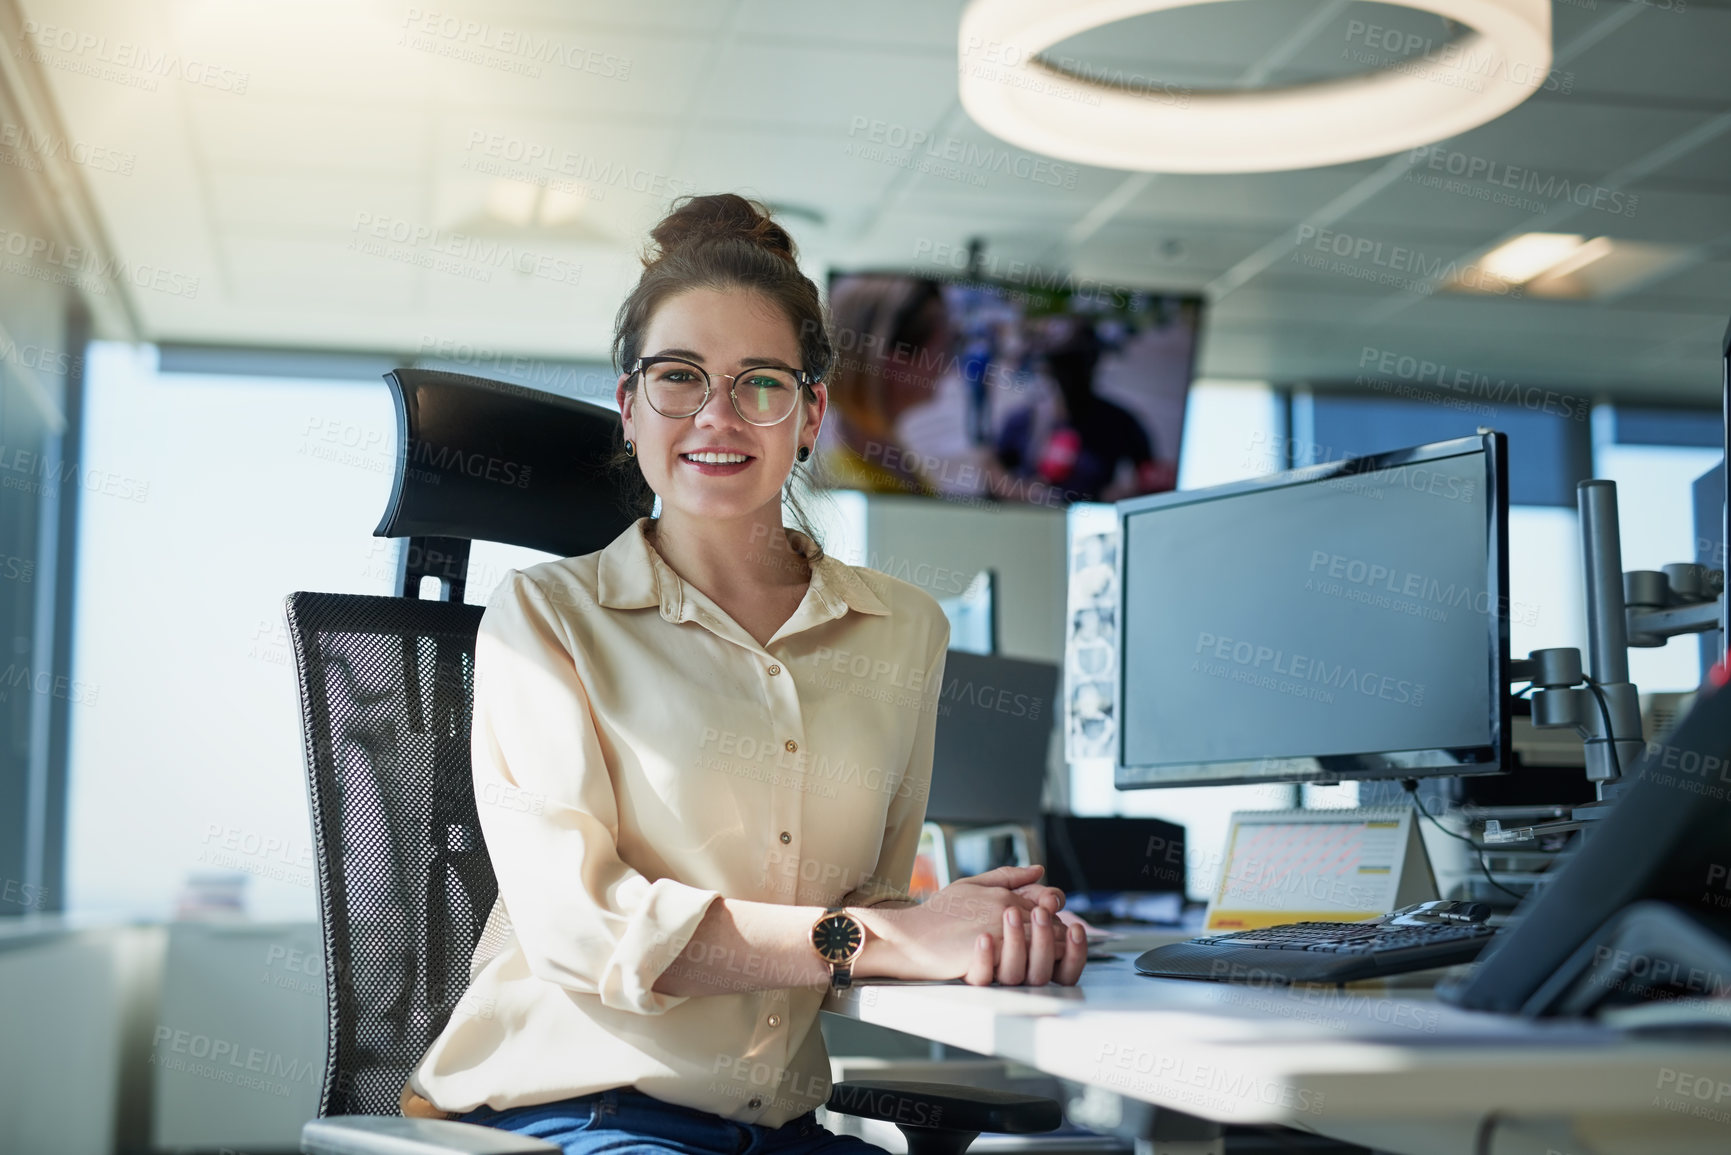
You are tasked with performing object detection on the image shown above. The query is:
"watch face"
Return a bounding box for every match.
[812,915,863,963]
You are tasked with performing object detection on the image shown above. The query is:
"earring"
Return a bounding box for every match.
[624,439,636,457]
[796,445,811,462]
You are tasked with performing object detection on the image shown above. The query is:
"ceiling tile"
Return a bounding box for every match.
[13,0,1729,397]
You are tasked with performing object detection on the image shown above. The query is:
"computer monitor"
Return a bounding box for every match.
[928,649,1061,824]
[1115,431,1511,787]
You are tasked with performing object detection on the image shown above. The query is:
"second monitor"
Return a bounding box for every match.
[1116,431,1511,788]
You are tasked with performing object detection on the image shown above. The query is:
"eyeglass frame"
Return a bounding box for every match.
[626,355,819,427]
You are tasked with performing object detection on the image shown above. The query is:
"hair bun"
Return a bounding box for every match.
[645,193,797,268]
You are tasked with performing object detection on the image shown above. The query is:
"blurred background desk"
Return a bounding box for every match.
[0,916,324,1154]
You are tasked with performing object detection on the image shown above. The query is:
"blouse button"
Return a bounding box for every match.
[779,831,792,844]
[768,663,781,676]
[768,1014,782,1028]
[748,1097,763,1110]
[784,739,798,753]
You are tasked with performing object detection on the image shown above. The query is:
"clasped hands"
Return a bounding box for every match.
[860,863,1088,987]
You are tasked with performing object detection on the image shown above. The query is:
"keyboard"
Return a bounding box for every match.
[1135,909,1499,985]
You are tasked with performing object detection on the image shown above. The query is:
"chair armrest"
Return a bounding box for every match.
[826,1080,1062,1134]
[302,1115,560,1155]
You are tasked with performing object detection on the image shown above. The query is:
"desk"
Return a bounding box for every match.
[823,939,1731,1155]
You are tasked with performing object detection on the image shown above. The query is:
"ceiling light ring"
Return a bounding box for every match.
[958,0,1552,173]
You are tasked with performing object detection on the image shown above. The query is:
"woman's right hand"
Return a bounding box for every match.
[857,864,1087,986]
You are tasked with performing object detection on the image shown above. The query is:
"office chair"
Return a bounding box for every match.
[285,368,1062,1155]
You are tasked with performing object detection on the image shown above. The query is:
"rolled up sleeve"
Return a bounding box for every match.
[840,623,949,908]
[472,570,720,1014]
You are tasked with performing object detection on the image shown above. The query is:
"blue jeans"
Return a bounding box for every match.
[457,1087,892,1155]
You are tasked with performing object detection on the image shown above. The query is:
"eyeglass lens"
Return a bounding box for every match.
[640,359,800,425]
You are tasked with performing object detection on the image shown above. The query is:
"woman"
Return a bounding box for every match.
[401,193,1088,1155]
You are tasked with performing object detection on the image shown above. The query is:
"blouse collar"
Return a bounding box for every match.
[596,516,891,626]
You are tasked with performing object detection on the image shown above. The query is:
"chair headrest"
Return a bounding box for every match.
[372,367,639,559]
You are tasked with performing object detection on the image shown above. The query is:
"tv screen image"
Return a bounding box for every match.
[819,271,1202,507]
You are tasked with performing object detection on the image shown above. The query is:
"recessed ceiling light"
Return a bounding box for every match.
[1443,234,1690,299]
[452,180,615,244]
[1525,238,1689,301]
[1477,233,1586,283]
[957,0,1552,173]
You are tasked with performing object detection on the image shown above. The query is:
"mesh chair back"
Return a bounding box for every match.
[285,368,634,1117]
[286,590,494,1118]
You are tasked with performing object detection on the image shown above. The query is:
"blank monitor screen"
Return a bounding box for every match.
[1117,433,1509,787]
[929,649,1061,824]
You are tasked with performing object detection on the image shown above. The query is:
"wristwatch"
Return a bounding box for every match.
[810,906,866,991]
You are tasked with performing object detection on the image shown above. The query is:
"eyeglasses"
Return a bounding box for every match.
[628,356,816,427]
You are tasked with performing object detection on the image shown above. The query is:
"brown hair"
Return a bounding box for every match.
[608,193,835,560]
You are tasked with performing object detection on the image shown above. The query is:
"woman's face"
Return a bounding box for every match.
[617,286,825,525]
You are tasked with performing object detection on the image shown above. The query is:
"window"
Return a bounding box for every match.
[1593,404,1722,693]
[69,343,402,920]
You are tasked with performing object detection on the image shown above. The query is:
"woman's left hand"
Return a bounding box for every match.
[965,901,1090,987]
[944,864,1089,987]
[1013,878,1067,916]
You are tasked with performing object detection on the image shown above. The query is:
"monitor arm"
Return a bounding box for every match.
[1503,479,1724,818]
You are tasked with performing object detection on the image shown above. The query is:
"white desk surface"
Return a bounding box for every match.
[823,938,1731,1155]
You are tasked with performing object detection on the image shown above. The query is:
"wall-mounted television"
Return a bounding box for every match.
[818,270,1203,507]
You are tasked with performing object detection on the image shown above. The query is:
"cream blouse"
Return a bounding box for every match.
[404,515,951,1127]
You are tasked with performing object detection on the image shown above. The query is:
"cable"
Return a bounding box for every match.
[1473,1110,1503,1155]
[1401,778,1526,902]
[1580,674,1624,779]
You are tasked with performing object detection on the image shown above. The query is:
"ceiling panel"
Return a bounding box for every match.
[874,137,1151,217]
[700,47,962,132]
[206,171,425,234]
[9,0,1729,398]
[447,32,714,121]
[1617,257,1731,308]
[219,235,418,305]
[677,124,910,221]
[472,0,736,36]
[1434,95,1714,176]
[190,100,430,173]
[742,0,965,50]
[1641,142,1731,187]
[1564,5,1731,103]
[1117,165,1394,228]
[426,113,690,246]
[1341,167,1565,234]
[1071,220,1275,291]
[1564,187,1731,246]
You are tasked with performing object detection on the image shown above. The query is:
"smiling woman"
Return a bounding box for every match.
[401,193,1088,1155]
